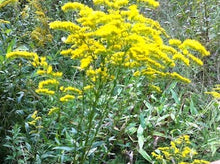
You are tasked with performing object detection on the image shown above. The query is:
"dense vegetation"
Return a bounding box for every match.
[0,0,219,163]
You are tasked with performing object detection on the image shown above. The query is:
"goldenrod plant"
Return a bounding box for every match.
[151,135,210,164]
[5,0,215,163]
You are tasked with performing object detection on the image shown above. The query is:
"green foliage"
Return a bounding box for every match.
[0,0,219,163]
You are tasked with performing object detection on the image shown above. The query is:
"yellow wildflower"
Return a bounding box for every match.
[133,71,141,77]
[60,95,75,102]
[0,19,10,24]
[169,39,182,46]
[179,39,210,56]
[149,84,161,92]
[192,159,210,164]
[173,53,190,66]
[169,72,191,83]
[48,107,60,115]
[49,21,80,33]
[182,146,191,158]
[31,111,38,119]
[64,87,82,94]
[61,2,85,12]
[138,0,160,8]
[38,79,59,89]
[35,88,55,95]
[6,51,38,60]
[187,53,203,66]
[83,85,94,91]
[80,56,93,69]
[151,152,163,160]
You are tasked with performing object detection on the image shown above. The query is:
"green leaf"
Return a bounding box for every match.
[153,131,167,138]
[138,149,152,162]
[137,125,145,149]
[6,39,15,53]
[138,135,145,149]
[140,113,146,129]
[143,100,153,111]
[190,99,198,115]
[137,125,144,136]
[171,89,180,104]
[53,146,74,151]
[92,141,104,148]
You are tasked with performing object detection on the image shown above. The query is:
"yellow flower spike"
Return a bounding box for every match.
[60,49,72,56]
[183,135,190,144]
[51,72,63,77]
[35,88,55,95]
[149,84,161,93]
[31,111,38,119]
[169,39,182,46]
[6,51,38,60]
[173,53,190,66]
[61,2,86,12]
[38,79,59,89]
[49,21,81,33]
[179,39,210,57]
[80,56,93,69]
[64,87,82,94]
[37,70,46,75]
[60,86,64,91]
[133,71,141,77]
[169,72,191,83]
[48,107,60,115]
[205,91,220,99]
[60,95,75,102]
[47,65,53,74]
[28,120,37,126]
[0,19,10,24]
[83,85,94,91]
[192,159,210,164]
[138,0,160,8]
[187,54,203,66]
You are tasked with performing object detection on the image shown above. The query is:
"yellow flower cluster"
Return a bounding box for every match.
[35,79,59,95]
[152,135,209,164]
[0,19,10,24]
[205,84,220,99]
[49,1,209,85]
[6,51,38,60]
[28,111,41,126]
[6,49,83,104]
[137,0,159,8]
[60,94,75,102]
[0,0,18,9]
[48,107,60,115]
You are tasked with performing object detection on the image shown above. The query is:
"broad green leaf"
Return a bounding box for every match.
[138,149,152,162]
[143,100,153,111]
[153,131,167,138]
[137,125,144,136]
[190,99,198,115]
[138,135,145,149]
[171,89,180,104]
[140,113,146,129]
